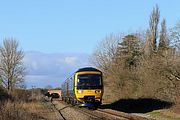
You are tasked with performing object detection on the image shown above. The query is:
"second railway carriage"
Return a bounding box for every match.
[61,67,103,107]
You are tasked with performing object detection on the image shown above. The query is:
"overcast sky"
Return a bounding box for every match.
[0,0,180,88]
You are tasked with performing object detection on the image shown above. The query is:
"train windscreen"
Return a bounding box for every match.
[77,74,102,89]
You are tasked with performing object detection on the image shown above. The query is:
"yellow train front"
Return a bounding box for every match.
[61,67,103,107]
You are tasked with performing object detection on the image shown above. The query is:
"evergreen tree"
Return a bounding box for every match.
[117,34,141,69]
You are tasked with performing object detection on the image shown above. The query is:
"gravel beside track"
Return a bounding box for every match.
[52,101,91,120]
[48,99,154,120]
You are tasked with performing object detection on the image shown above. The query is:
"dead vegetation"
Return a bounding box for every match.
[91,5,180,113]
[0,87,58,120]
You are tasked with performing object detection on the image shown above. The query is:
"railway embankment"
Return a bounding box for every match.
[49,98,180,120]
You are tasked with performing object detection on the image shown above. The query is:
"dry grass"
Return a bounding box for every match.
[171,96,180,115]
[0,99,59,120]
[0,100,38,120]
[0,88,59,120]
[147,109,180,120]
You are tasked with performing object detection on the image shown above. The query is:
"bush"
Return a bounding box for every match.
[10,89,31,102]
[0,86,11,101]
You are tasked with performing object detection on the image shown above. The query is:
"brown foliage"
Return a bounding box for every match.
[92,5,180,108]
[93,30,179,103]
[0,88,57,120]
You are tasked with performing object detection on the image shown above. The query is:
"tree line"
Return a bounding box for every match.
[91,5,180,103]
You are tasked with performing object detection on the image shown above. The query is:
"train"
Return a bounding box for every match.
[61,67,103,107]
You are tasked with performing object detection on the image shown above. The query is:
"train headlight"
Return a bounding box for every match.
[77,90,83,94]
[95,90,101,94]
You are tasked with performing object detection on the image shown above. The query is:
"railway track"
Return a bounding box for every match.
[75,107,129,120]
[47,98,153,120]
[76,107,152,120]
[74,107,105,120]
[50,100,99,120]
[43,97,64,120]
[96,109,154,120]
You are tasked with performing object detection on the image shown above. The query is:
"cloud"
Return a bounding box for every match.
[65,56,77,65]
[23,51,91,88]
[25,75,64,88]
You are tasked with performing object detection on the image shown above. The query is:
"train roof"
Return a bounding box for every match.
[76,67,102,73]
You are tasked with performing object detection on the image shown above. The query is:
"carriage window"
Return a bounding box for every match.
[77,74,102,87]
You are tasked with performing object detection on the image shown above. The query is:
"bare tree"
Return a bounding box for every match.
[140,19,180,101]
[90,33,121,73]
[90,5,180,102]
[159,19,168,51]
[0,39,25,91]
[144,29,152,56]
[170,21,180,54]
[91,32,146,101]
[149,5,160,52]
[90,33,124,101]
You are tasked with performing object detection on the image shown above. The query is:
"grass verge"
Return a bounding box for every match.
[146,109,180,120]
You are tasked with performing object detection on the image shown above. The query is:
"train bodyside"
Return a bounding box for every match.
[61,67,103,107]
[61,75,75,104]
